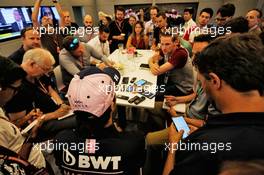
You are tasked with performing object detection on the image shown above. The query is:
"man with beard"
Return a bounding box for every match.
[246,9,263,36]
[163,34,264,175]
[108,6,131,53]
[75,14,97,42]
[88,25,110,63]
[59,36,113,86]
[8,27,41,65]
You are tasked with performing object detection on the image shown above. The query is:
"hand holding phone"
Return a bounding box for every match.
[172,116,190,139]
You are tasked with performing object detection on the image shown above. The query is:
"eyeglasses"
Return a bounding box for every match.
[37,63,54,72]
[69,38,79,49]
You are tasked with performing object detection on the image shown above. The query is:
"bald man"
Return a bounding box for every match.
[62,10,79,36]
[75,14,97,42]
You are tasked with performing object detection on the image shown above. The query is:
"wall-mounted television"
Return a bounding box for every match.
[0,6,60,42]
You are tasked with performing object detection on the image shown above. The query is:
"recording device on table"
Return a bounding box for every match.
[134,96,146,105]
[134,79,152,86]
[116,94,129,100]
[126,85,134,92]
[130,77,137,83]
[134,79,147,86]
[139,63,150,70]
[172,116,190,139]
[122,77,129,84]
[128,96,140,103]
[138,90,155,99]
[128,96,146,105]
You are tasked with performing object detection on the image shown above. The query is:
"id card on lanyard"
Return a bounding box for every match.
[164,55,169,84]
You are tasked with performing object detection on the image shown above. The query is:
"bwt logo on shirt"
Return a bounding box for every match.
[63,149,121,170]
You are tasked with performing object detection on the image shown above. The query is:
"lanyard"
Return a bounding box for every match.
[37,79,49,95]
[86,30,94,41]
[79,56,85,68]
[115,21,124,33]
[100,42,106,55]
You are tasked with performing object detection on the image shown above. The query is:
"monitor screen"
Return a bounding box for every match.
[0,6,60,42]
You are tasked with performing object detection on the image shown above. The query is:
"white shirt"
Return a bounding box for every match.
[17,20,24,30]
[183,18,196,31]
[0,108,45,168]
[180,18,197,37]
[144,20,155,34]
[88,35,110,58]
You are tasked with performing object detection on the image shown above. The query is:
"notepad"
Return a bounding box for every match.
[58,110,74,120]
[20,116,44,135]
[21,110,75,135]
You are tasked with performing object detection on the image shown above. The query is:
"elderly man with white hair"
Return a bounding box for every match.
[4,48,73,140]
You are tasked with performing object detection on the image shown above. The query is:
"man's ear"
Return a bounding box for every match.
[208,72,221,89]
[28,59,35,67]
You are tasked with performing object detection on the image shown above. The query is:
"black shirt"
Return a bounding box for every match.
[61,22,79,37]
[41,32,64,66]
[4,75,58,115]
[8,46,25,65]
[170,112,264,175]
[108,19,131,53]
[53,125,145,175]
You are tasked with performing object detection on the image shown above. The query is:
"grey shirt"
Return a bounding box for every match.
[186,82,220,119]
[59,42,107,85]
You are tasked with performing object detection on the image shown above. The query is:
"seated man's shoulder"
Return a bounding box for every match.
[54,129,76,142]
[112,130,145,146]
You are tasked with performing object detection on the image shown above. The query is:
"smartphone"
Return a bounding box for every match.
[139,90,155,99]
[135,79,147,86]
[130,77,137,83]
[128,96,140,103]
[172,116,190,139]
[134,96,146,105]
[122,77,129,84]
[139,63,150,69]
[116,94,129,100]
[126,85,134,92]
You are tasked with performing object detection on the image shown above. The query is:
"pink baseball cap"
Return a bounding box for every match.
[67,67,120,117]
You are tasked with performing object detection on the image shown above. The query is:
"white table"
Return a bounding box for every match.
[108,49,157,109]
